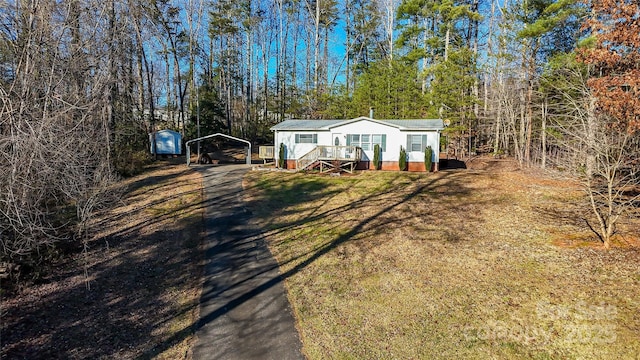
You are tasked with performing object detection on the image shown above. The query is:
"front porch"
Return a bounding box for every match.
[296,145,363,173]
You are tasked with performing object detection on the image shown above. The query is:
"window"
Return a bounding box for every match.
[361,135,370,150]
[348,134,360,147]
[295,133,317,144]
[347,134,386,152]
[407,134,428,152]
[372,135,385,151]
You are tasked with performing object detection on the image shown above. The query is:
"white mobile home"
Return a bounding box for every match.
[271,117,444,171]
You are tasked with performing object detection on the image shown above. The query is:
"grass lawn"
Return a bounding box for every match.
[243,163,640,359]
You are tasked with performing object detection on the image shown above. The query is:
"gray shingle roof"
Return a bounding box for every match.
[270,117,444,131]
[270,119,345,130]
[381,119,444,130]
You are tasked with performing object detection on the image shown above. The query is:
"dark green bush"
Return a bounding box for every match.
[424,146,433,172]
[399,146,407,171]
[373,144,381,170]
[278,143,286,168]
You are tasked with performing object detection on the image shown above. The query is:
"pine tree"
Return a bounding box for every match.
[350,60,426,118]
[396,0,481,158]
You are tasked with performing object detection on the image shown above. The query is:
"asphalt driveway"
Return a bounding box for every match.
[192,164,304,360]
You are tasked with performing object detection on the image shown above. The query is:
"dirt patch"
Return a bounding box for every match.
[464,156,522,171]
[1,160,205,359]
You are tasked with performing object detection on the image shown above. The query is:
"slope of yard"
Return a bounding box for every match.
[1,160,205,359]
[244,161,640,359]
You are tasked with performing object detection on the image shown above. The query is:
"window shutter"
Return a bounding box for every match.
[346,135,351,146]
[381,135,387,152]
[295,134,300,143]
[422,135,427,149]
[406,134,411,151]
[313,134,318,144]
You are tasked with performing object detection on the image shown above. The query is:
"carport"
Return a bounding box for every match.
[185,133,251,166]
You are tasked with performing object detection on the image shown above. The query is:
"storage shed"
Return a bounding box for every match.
[150,129,182,155]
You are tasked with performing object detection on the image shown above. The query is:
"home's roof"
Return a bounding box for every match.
[270,117,444,131]
[271,119,344,130]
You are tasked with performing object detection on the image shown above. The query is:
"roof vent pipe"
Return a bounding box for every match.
[369,107,374,119]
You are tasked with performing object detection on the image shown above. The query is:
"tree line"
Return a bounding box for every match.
[0,0,638,266]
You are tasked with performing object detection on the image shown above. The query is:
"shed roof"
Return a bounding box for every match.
[152,129,182,136]
[270,117,444,131]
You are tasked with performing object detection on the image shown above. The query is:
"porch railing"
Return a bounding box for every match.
[296,146,362,171]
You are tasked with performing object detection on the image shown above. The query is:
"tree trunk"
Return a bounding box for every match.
[541,98,547,169]
[313,0,320,93]
[163,43,172,127]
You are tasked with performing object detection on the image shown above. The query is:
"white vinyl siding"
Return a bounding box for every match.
[274,119,442,165]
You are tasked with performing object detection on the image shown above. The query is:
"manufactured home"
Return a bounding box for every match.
[271,117,444,172]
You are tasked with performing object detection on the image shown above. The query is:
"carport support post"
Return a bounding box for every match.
[197,87,201,161]
[246,144,251,165]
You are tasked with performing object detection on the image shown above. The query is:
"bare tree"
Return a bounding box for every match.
[376,0,399,62]
[546,65,640,248]
[0,0,121,263]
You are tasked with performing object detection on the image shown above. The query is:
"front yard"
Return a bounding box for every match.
[244,162,640,359]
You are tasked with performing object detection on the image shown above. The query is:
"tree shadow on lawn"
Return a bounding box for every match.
[1,166,511,359]
[262,170,500,256]
[149,168,513,358]
[179,170,506,357]
[94,169,241,243]
[246,170,499,248]
[1,215,206,359]
[95,167,640,358]
[125,159,194,192]
[1,167,212,359]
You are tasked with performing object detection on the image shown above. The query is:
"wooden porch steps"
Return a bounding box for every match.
[296,146,362,173]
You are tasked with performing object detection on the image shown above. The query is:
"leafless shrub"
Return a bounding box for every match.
[0,1,120,265]
[546,66,640,248]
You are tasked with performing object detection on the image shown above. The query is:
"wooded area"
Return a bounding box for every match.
[0,0,638,265]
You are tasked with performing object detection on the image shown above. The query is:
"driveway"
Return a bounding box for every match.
[192,164,304,360]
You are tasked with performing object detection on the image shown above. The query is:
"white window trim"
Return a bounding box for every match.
[347,133,386,152]
[407,134,428,152]
[295,133,318,144]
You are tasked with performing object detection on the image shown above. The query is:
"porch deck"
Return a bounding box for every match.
[297,145,362,173]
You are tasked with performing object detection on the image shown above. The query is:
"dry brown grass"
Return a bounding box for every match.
[1,160,205,359]
[244,162,640,359]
